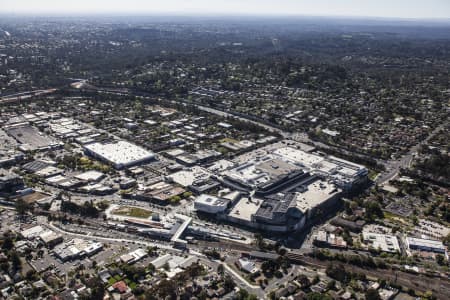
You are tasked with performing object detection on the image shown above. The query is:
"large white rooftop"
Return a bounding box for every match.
[74,170,105,182]
[362,231,401,253]
[167,166,210,187]
[195,194,228,207]
[406,237,446,251]
[273,146,324,168]
[295,180,340,213]
[228,197,262,222]
[84,141,154,168]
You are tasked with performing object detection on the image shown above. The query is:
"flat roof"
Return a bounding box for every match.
[273,146,324,168]
[406,237,445,250]
[295,179,340,213]
[195,194,228,207]
[6,125,61,151]
[74,170,104,181]
[39,230,62,243]
[228,197,262,222]
[84,141,154,167]
[363,231,400,253]
[167,166,210,187]
[21,225,45,239]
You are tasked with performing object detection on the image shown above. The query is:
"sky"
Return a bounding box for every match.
[0,0,449,19]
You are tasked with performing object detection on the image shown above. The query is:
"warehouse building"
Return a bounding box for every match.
[84,141,155,169]
[39,230,63,248]
[5,124,62,152]
[405,237,447,255]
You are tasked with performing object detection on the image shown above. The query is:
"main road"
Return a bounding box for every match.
[0,89,57,103]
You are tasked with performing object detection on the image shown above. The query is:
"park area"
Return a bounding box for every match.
[111,206,153,219]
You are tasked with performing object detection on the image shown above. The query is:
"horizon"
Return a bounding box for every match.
[1,0,449,20]
[1,12,450,26]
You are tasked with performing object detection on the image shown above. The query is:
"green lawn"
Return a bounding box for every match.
[219,137,239,143]
[112,206,153,218]
[107,277,116,285]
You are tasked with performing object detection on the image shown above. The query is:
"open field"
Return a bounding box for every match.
[111,206,153,219]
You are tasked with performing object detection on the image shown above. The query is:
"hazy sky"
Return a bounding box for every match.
[1,0,449,19]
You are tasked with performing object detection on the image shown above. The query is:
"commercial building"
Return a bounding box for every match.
[217,142,366,232]
[227,177,341,232]
[313,231,347,248]
[237,258,259,274]
[39,230,63,248]
[5,125,62,152]
[194,194,229,214]
[221,144,366,195]
[84,141,155,169]
[362,231,401,253]
[21,225,46,240]
[53,239,103,262]
[119,248,147,264]
[0,172,24,194]
[74,170,105,182]
[0,129,24,167]
[150,254,197,278]
[405,237,446,254]
[272,147,368,191]
[222,156,305,193]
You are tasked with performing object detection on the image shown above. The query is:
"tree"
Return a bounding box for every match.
[152,279,177,299]
[86,276,105,300]
[146,246,158,256]
[365,201,383,221]
[217,264,225,275]
[169,195,181,205]
[436,254,446,266]
[236,288,258,300]
[182,191,192,198]
[223,275,235,292]
[163,262,170,271]
[2,235,14,250]
[327,280,336,290]
[254,233,265,250]
[15,198,30,215]
[97,201,110,211]
[326,263,349,284]
[365,288,381,300]
[312,275,320,285]
[342,229,353,246]
[306,292,333,300]
[10,250,21,270]
[26,269,37,281]
[297,274,310,288]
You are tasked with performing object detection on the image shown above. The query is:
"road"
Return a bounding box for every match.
[0,89,57,103]
[198,258,265,299]
[45,221,177,251]
[376,122,447,185]
[189,103,289,137]
[45,219,265,297]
